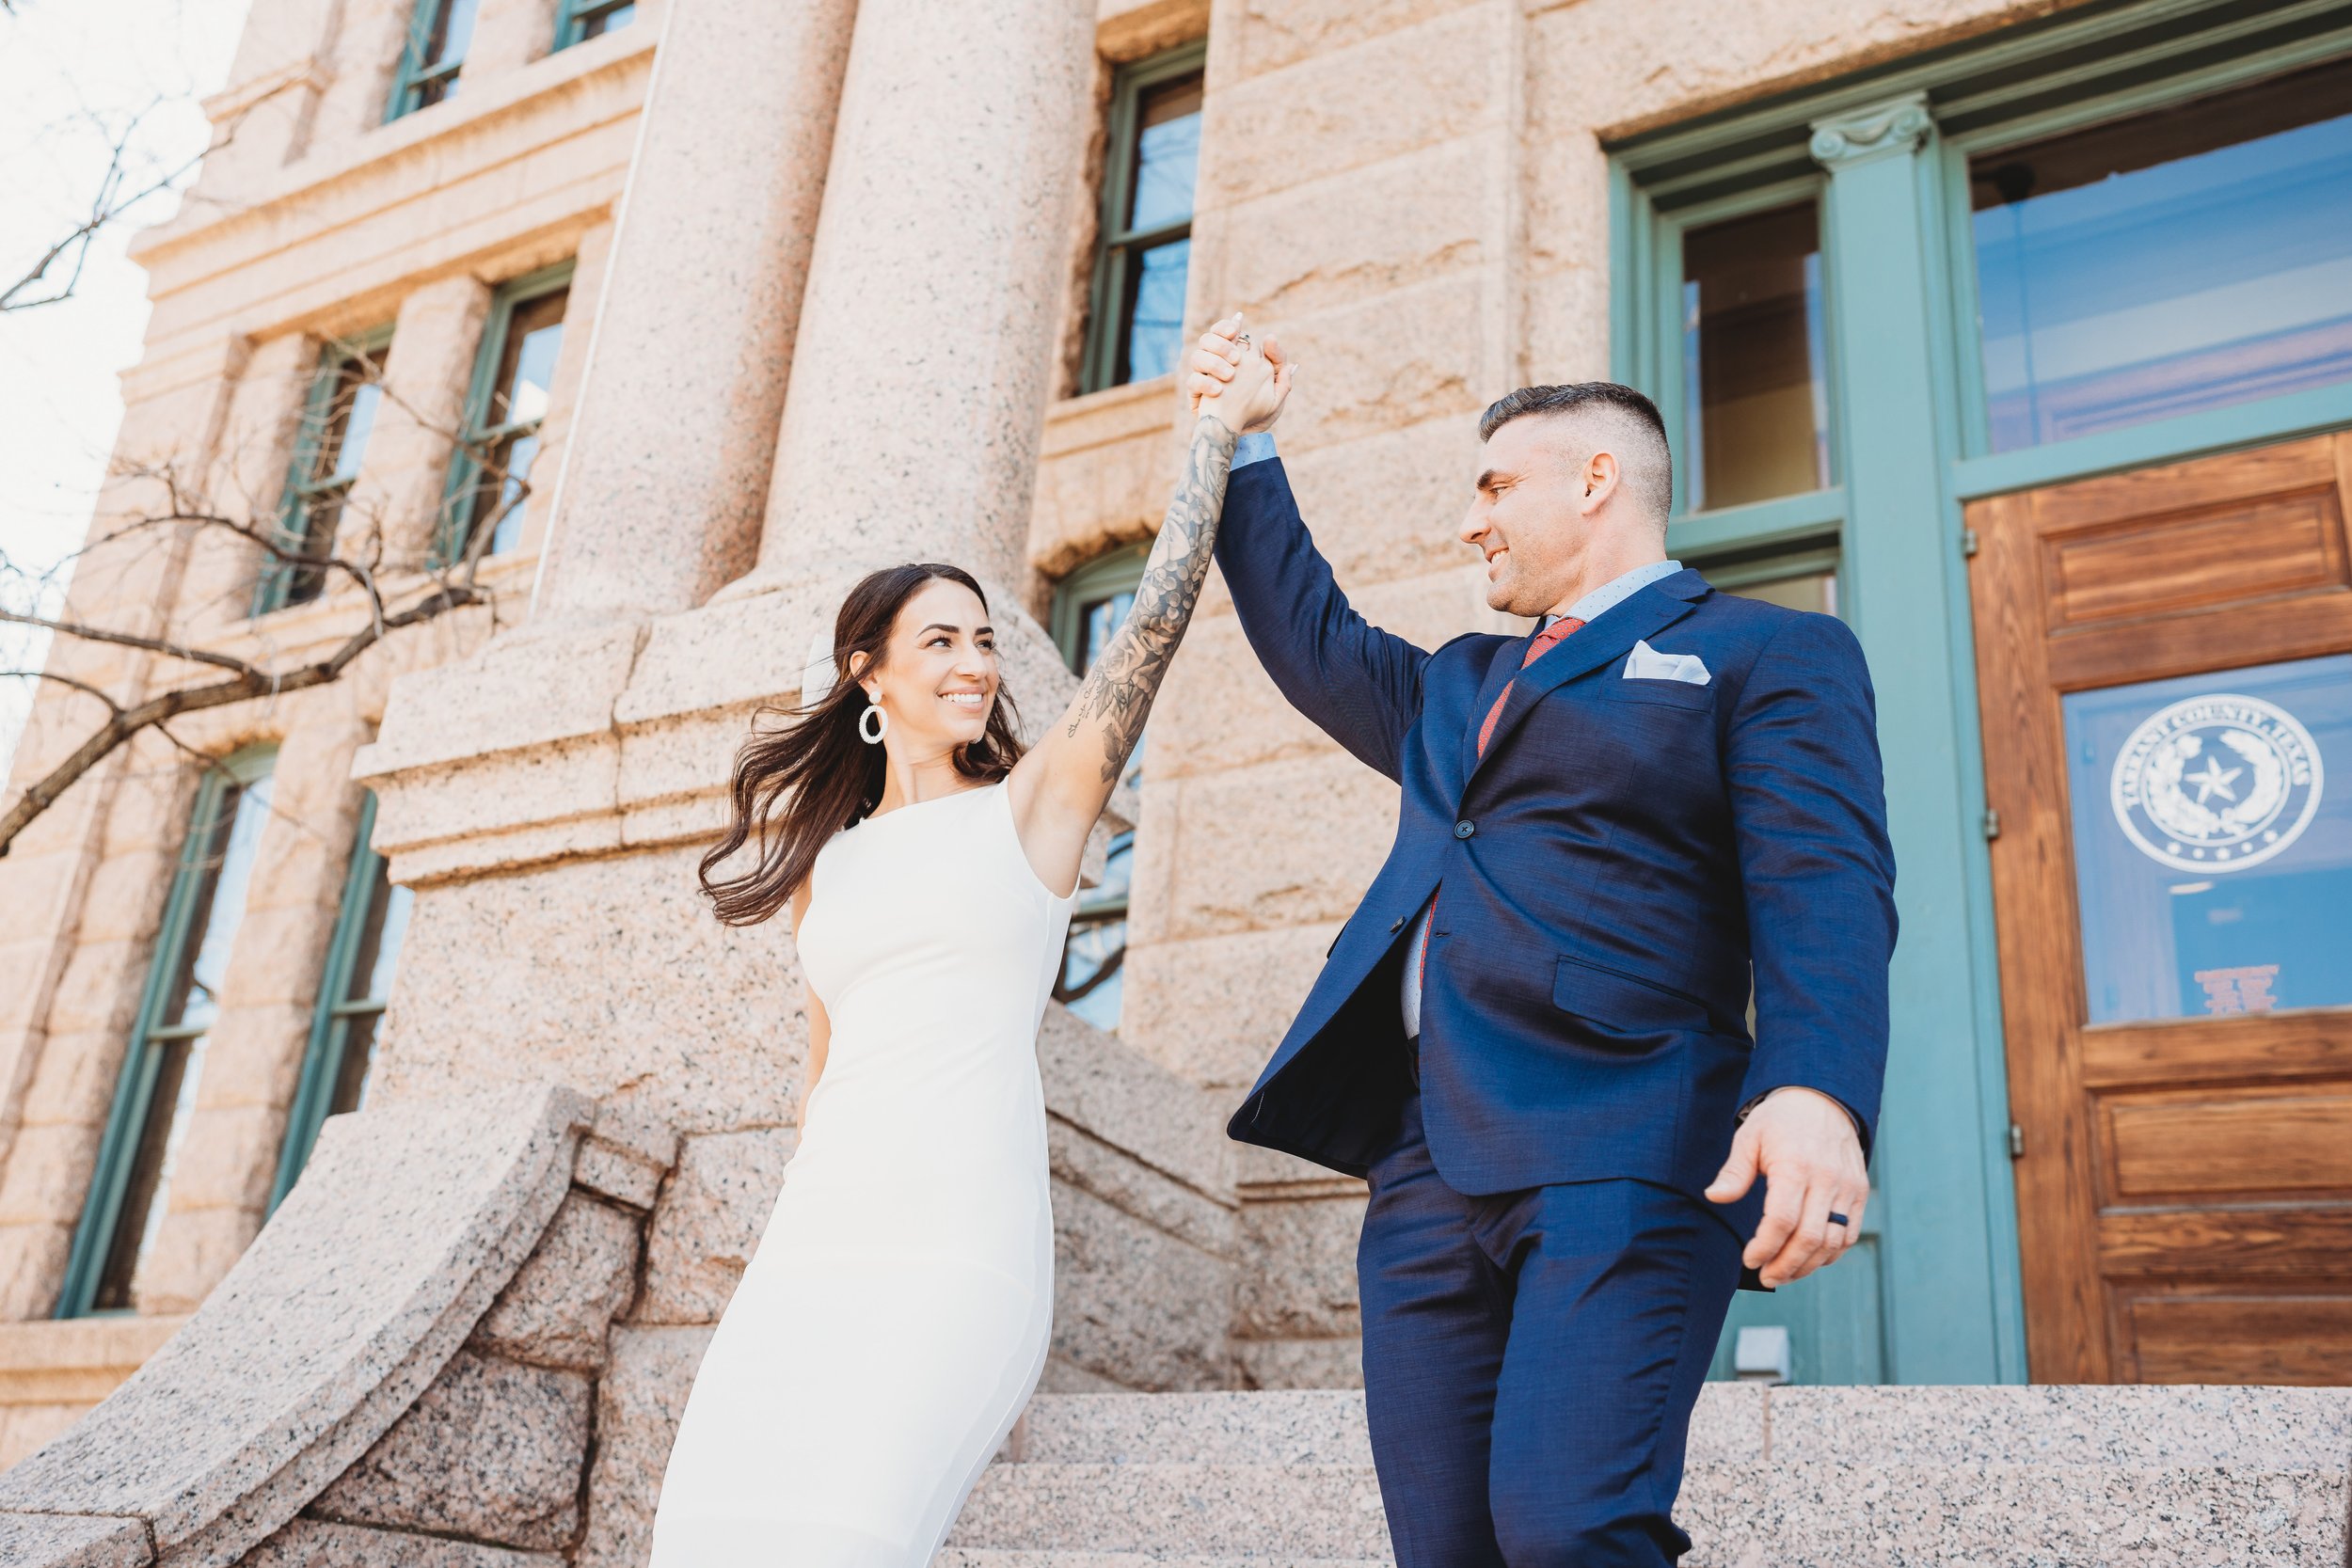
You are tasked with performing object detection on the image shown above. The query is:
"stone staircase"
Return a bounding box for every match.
[940,1385,2352,1566]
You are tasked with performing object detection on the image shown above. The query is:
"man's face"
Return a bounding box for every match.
[1458,415,1588,618]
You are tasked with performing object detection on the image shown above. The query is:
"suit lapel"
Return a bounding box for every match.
[1464,585,1700,791]
[1459,634,1534,784]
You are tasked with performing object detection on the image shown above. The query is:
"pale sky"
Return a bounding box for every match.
[0,0,253,779]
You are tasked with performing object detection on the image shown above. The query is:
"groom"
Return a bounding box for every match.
[1186,320,1897,1566]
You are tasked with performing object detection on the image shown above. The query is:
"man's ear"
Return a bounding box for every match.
[1581,450,1622,514]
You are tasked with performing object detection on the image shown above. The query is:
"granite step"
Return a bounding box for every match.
[939,1386,2352,1565]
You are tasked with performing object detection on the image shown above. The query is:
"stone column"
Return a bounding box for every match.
[727,0,1101,598]
[527,0,859,621]
[345,275,493,568]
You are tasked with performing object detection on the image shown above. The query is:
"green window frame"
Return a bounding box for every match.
[254,328,393,617]
[436,261,574,566]
[1081,40,1207,394]
[386,0,478,122]
[58,746,278,1319]
[1609,0,2352,1389]
[270,792,411,1213]
[554,0,635,50]
[1050,544,1151,1029]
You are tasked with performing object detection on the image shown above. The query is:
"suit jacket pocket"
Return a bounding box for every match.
[1552,954,1709,1037]
[1605,677,1714,711]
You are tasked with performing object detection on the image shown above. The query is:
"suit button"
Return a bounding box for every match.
[1454,819,1476,839]
[1389,916,1405,932]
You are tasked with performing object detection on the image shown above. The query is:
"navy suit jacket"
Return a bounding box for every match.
[1216,459,1898,1237]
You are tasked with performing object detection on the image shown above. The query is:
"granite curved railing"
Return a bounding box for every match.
[0,1082,667,1568]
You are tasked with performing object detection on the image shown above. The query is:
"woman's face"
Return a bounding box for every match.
[858,578,1000,753]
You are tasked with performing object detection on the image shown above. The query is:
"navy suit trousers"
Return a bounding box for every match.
[1359,1092,1743,1567]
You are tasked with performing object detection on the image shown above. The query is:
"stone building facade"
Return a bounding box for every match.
[4,0,2352,1558]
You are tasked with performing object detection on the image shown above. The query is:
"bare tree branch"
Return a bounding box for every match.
[0,582,485,856]
[0,325,546,855]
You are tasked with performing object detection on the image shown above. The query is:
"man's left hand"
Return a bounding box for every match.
[1704,1086,1867,1288]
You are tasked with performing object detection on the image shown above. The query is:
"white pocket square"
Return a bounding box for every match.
[1623,640,1710,686]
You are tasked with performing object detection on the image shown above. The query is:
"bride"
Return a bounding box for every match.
[646,325,1286,1563]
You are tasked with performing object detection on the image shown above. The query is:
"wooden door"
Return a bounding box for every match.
[1972,433,2352,1385]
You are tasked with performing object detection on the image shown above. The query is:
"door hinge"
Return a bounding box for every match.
[1982,808,2001,840]
[2008,1123,2025,1160]
[1961,526,1979,557]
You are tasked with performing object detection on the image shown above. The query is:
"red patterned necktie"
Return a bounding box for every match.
[1418,615,1586,1003]
[1474,615,1585,758]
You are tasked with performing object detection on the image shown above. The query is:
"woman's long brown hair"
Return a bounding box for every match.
[698,563,1024,927]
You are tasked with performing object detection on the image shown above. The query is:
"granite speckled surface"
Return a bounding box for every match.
[531,0,860,619]
[471,1193,644,1371]
[634,1127,797,1323]
[572,1325,713,1568]
[942,1386,2352,1565]
[739,0,1101,596]
[243,1517,561,1567]
[308,1351,592,1549]
[0,1511,149,1568]
[0,1085,590,1564]
[1766,1384,2352,1467]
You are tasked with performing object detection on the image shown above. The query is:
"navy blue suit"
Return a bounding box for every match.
[1216,458,1897,1565]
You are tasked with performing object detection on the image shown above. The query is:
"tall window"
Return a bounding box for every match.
[271,793,412,1212]
[256,331,390,615]
[1968,54,2352,453]
[387,0,478,120]
[1681,201,1831,511]
[60,748,277,1317]
[1051,546,1149,1029]
[555,0,635,48]
[440,265,571,564]
[1082,42,1205,393]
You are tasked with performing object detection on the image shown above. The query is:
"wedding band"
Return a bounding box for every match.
[1827,1211,1851,1228]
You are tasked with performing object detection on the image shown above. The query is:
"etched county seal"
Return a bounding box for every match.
[2110,691,2323,872]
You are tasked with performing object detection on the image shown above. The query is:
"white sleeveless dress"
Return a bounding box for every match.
[647,781,1073,1565]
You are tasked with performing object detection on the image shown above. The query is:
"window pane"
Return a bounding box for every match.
[1970,57,2352,454]
[1681,201,1831,512]
[490,292,568,429]
[1057,914,1127,1031]
[1719,563,1837,617]
[1127,74,1202,233]
[1123,237,1190,384]
[348,879,413,1008]
[327,1012,384,1118]
[323,377,382,486]
[96,765,275,1309]
[479,429,543,555]
[579,0,634,39]
[92,1036,199,1311]
[2064,654,2350,1024]
[283,494,343,608]
[1080,588,1134,671]
[165,771,274,1037]
[422,0,478,72]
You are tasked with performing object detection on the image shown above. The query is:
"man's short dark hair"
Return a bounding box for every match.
[1477,382,1675,524]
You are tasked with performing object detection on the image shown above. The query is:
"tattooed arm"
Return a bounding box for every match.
[1008,339,1281,896]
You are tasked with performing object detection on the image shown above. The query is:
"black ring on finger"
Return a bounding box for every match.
[1826,1211,1851,1227]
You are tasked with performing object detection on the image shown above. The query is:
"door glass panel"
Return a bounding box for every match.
[1680,200,1831,511]
[1718,562,1837,617]
[1970,55,2352,453]
[2064,654,2351,1024]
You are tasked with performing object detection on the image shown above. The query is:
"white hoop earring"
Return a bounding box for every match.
[859,699,888,744]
